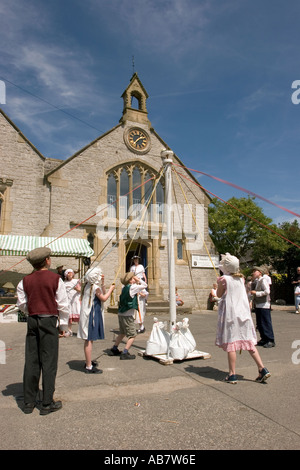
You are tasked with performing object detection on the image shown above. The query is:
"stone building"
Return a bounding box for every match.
[0,73,218,309]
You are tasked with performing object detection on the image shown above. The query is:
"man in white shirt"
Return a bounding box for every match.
[17,247,69,415]
[251,266,275,348]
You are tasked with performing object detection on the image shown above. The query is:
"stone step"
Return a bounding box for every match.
[107,303,192,315]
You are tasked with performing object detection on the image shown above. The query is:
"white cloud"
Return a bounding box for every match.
[228,87,284,121]
[89,0,212,57]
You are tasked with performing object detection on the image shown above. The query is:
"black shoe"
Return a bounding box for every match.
[85,366,103,374]
[137,327,146,334]
[120,352,136,360]
[84,360,98,368]
[257,340,266,346]
[263,342,275,348]
[108,347,121,356]
[40,400,62,415]
[23,403,35,414]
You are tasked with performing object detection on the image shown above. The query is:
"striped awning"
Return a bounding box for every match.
[0,235,94,257]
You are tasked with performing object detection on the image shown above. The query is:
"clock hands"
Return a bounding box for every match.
[127,128,149,151]
[135,135,145,144]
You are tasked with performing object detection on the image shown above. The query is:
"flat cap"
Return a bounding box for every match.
[252,265,264,274]
[120,272,135,285]
[27,247,51,266]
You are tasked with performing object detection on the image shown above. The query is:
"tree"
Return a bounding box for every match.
[208,196,285,265]
[272,219,300,279]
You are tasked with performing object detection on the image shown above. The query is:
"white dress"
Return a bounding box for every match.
[77,283,104,340]
[64,278,81,321]
[215,275,257,352]
[130,264,145,280]
[134,288,149,325]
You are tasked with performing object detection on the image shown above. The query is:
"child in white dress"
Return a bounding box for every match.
[64,269,81,336]
[216,253,271,384]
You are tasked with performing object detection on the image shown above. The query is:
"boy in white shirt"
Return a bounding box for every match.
[109,272,147,359]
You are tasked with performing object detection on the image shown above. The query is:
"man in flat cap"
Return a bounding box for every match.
[251,266,275,348]
[17,247,70,415]
[109,272,147,359]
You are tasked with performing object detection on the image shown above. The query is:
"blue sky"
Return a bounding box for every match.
[1,0,300,226]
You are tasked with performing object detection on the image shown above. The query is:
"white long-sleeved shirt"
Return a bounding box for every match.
[17,277,70,330]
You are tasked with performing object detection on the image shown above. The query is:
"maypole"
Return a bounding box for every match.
[161,149,177,332]
[142,149,211,364]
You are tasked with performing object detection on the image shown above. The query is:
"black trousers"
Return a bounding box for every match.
[23,315,59,405]
[255,307,275,343]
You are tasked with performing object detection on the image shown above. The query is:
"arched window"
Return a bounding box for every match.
[144,170,153,220]
[131,95,139,109]
[120,169,129,220]
[0,179,13,233]
[177,240,183,259]
[0,191,4,224]
[156,180,165,223]
[132,167,141,205]
[106,163,164,223]
[132,167,142,219]
[87,232,94,250]
[107,174,117,217]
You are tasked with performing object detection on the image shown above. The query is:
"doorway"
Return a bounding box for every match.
[126,242,148,279]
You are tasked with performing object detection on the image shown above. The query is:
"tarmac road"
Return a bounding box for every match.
[1,305,300,452]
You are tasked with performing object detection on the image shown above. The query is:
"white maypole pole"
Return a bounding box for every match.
[143,149,211,364]
[161,149,176,332]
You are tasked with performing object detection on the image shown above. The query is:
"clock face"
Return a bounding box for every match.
[128,129,148,149]
[125,127,150,153]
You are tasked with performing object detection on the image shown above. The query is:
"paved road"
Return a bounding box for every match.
[1,305,300,452]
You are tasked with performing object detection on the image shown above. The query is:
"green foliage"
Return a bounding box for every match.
[208,196,285,264]
[272,219,300,279]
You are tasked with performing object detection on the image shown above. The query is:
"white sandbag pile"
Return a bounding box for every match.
[146,317,197,360]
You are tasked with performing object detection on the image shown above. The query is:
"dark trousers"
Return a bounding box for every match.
[23,315,59,405]
[255,307,275,343]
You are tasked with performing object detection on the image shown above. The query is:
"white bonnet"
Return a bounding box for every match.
[84,267,103,284]
[64,268,74,278]
[218,253,239,274]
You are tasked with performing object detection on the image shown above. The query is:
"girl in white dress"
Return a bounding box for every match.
[130,255,147,282]
[215,253,271,384]
[64,269,81,336]
[77,267,115,373]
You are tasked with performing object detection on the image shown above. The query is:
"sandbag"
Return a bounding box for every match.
[169,319,196,360]
[169,329,190,360]
[180,318,196,352]
[146,317,170,355]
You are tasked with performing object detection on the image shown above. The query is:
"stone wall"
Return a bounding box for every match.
[0,112,218,308]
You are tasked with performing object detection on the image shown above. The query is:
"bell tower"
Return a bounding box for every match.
[120,73,151,127]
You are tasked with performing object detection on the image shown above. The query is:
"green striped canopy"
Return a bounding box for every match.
[0,235,94,257]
